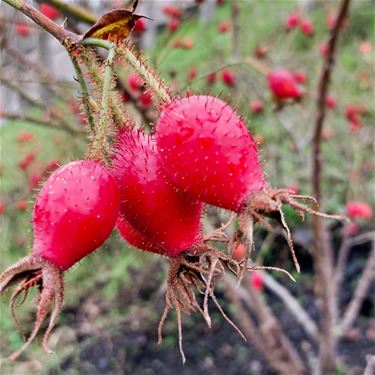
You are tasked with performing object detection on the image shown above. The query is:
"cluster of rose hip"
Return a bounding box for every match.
[3,85,347,364]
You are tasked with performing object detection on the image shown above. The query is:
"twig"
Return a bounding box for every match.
[338,242,375,335]
[117,43,173,104]
[2,0,79,44]
[349,231,375,247]
[1,76,80,134]
[311,0,351,202]
[310,0,351,372]
[223,275,308,375]
[82,39,117,159]
[69,55,96,134]
[334,227,351,293]
[2,112,83,135]
[261,271,319,341]
[364,355,375,375]
[5,44,69,98]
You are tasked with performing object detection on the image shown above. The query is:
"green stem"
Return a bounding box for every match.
[89,45,117,160]
[82,38,172,104]
[119,46,172,104]
[69,55,96,134]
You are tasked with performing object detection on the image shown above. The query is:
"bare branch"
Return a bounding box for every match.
[2,0,79,44]
[309,0,352,372]
[2,112,84,135]
[338,242,375,335]
[261,271,319,340]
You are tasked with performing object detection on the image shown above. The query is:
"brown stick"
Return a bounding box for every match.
[338,242,375,335]
[223,276,308,375]
[310,0,351,373]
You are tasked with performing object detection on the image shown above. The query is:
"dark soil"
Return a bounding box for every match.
[48,230,374,375]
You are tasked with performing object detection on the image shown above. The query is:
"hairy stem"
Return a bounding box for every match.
[81,40,117,159]
[117,44,173,104]
[69,55,96,134]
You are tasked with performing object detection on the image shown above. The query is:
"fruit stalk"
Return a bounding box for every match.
[69,54,96,134]
[82,38,117,159]
[118,44,173,104]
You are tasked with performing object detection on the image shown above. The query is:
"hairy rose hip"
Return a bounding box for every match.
[0,160,119,359]
[112,129,203,256]
[156,95,265,212]
[112,129,246,361]
[117,215,165,255]
[156,95,344,272]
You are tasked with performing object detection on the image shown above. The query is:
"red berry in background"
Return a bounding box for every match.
[346,201,373,219]
[233,243,246,260]
[249,272,264,292]
[326,14,336,30]
[188,67,197,80]
[0,160,119,359]
[156,96,265,212]
[16,199,28,212]
[218,22,230,33]
[40,4,60,21]
[221,68,235,87]
[268,70,301,100]
[18,152,35,170]
[0,203,4,215]
[322,128,334,141]
[285,12,299,30]
[163,5,181,18]
[117,215,165,255]
[168,18,180,32]
[343,223,359,236]
[15,23,31,37]
[29,173,42,190]
[293,70,307,84]
[173,40,182,48]
[44,160,60,174]
[112,129,203,256]
[181,39,194,49]
[345,105,365,133]
[254,45,267,59]
[250,100,264,114]
[128,73,143,91]
[300,18,314,36]
[358,41,372,56]
[216,0,225,5]
[17,131,35,143]
[320,42,329,57]
[207,72,216,85]
[138,90,153,107]
[325,95,337,109]
[134,18,147,33]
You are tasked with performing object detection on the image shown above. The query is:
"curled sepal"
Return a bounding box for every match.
[157,245,245,364]
[0,255,64,360]
[243,188,348,273]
